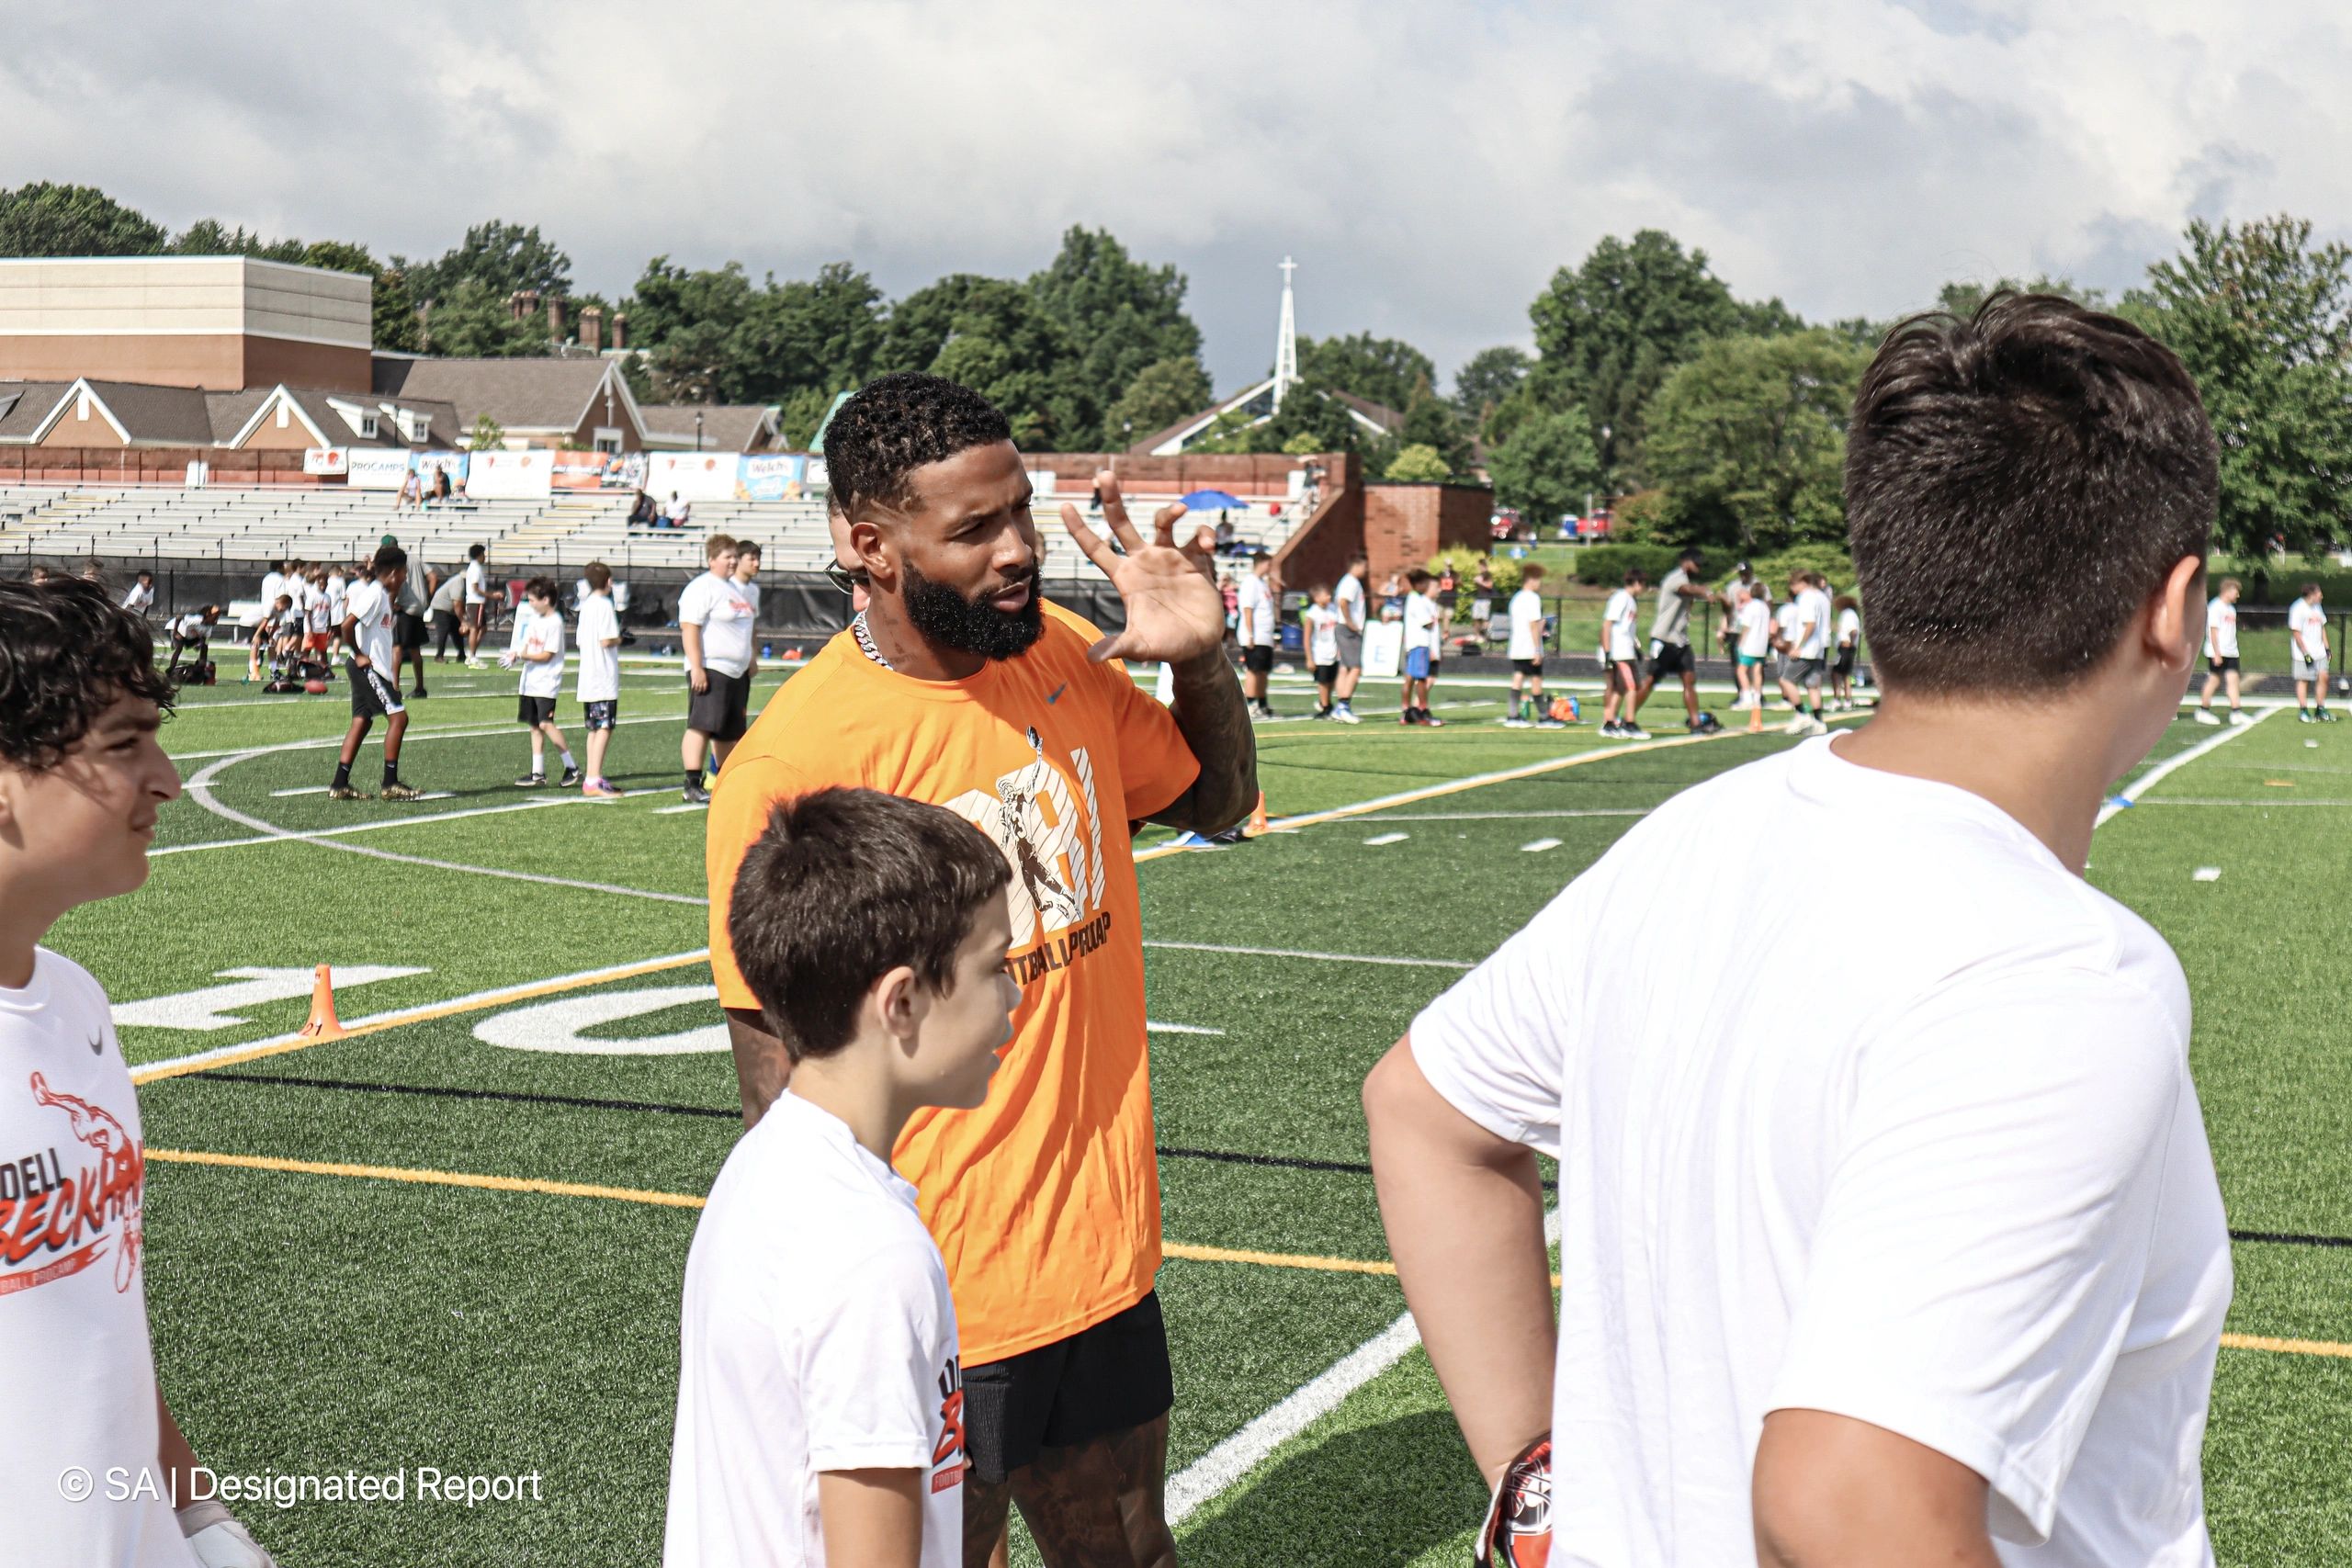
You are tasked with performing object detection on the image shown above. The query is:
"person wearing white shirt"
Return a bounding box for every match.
[502,577,577,788]
[677,533,755,804]
[1734,587,1773,715]
[1236,553,1280,720]
[2288,581,2334,722]
[1332,553,1370,721]
[1502,563,1564,728]
[1301,583,1342,719]
[1597,568,1647,739]
[667,788,1021,1568]
[119,571,155,618]
[330,547,423,800]
[2191,573,2248,728]
[1400,570,1445,727]
[1829,595,1864,711]
[253,560,289,682]
[0,578,282,1568]
[1366,294,2231,1568]
[461,544,492,667]
[575,561,626,796]
[1775,572,1833,735]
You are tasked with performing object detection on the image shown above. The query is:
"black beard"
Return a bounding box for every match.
[900,559,1044,661]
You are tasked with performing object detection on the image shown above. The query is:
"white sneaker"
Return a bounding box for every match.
[1804,716,1831,736]
[1782,715,1811,735]
[2228,709,2251,726]
[1623,724,1652,740]
[1335,707,1361,725]
[1500,717,1532,728]
[2193,707,2222,726]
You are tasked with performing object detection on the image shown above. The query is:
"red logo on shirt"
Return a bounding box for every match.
[0,1073,145,1296]
[932,1359,967,1494]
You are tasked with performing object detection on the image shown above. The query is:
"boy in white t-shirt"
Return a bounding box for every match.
[1596,568,1646,739]
[2289,581,2334,722]
[678,533,752,805]
[1734,583,1772,713]
[500,577,577,788]
[1399,569,1445,727]
[669,786,1022,1568]
[1367,295,2232,1568]
[2196,576,2243,725]
[575,560,625,796]
[1301,583,1342,719]
[0,578,279,1568]
[1501,563,1565,728]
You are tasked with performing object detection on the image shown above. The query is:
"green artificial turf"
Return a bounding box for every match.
[50,690,2352,1563]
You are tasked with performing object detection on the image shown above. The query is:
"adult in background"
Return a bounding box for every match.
[1237,550,1280,720]
[705,372,1255,1568]
[1331,551,1368,723]
[2197,577,2245,726]
[677,533,752,805]
[461,544,491,669]
[379,534,431,700]
[1369,292,2231,1567]
[1633,546,1720,733]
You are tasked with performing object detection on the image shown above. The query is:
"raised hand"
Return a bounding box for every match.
[1059,471,1228,665]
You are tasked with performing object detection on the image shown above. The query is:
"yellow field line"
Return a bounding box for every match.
[143,1145,2352,1362]
[131,951,713,1085]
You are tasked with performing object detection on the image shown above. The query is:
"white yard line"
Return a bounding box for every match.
[1362,831,1410,846]
[1142,941,1472,971]
[169,711,682,762]
[2098,705,2278,825]
[1344,808,1653,824]
[153,795,588,857]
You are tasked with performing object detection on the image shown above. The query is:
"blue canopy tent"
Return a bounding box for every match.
[1178,488,1249,513]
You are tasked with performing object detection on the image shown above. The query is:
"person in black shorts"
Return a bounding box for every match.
[329,544,423,801]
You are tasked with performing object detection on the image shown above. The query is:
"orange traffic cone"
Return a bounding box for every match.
[1747,698,1763,734]
[1244,793,1271,839]
[298,963,345,1041]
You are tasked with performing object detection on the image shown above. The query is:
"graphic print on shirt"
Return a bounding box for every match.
[3,1073,144,1296]
[940,727,1110,978]
[931,1358,967,1495]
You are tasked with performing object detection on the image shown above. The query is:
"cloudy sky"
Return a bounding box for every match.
[6,0,2349,392]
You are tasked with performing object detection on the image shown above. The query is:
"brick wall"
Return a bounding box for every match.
[0,447,316,484]
[1359,481,1496,580]
[1023,450,1326,499]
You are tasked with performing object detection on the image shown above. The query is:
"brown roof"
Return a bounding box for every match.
[0,382,71,442]
[82,380,216,446]
[1329,389,1406,434]
[371,355,626,434]
[639,403,780,452]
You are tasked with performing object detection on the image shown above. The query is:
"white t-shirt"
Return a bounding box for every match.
[0,951,196,1568]
[1601,589,1638,660]
[1508,588,1545,661]
[679,571,757,677]
[666,1092,963,1568]
[344,580,395,668]
[2289,599,2327,662]
[2205,598,2236,660]
[1409,738,2231,1568]
[1238,575,1279,648]
[576,594,622,704]
[325,573,347,625]
[305,590,331,636]
[1737,598,1772,658]
[259,570,287,612]
[1793,587,1833,660]
[1774,601,1799,650]
[1302,603,1340,666]
[169,613,207,641]
[463,560,488,606]
[1403,592,1438,655]
[119,581,153,615]
[508,605,567,699]
[1335,572,1367,634]
[1836,605,1861,650]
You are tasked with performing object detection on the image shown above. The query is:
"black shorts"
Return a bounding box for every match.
[686,669,752,741]
[348,661,404,718]
[2209,655,2241,673]
[1647,639,1695,677]
[1834,646,1858,676]
[1512,658,1544,678]
[431,609,462,641]
[582,699,618,732]
[963,1292,1174,1483]
[1242,645,1275,674]
[392,611,424,651]
[1312,661,1339,686]
[516,694,559,726]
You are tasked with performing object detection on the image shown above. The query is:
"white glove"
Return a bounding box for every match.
[498,652,516,670]
[178,1500,277,1568]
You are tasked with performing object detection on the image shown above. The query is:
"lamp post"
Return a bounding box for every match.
[694,412,704,453]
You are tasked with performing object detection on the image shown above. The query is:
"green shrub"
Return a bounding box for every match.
[1748,543,1859,595]
[2211,558,2352,605]
[1572,542,1680,587]
[1425,545,1523,624]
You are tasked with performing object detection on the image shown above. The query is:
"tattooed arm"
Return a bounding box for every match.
[1148,649,1258,834]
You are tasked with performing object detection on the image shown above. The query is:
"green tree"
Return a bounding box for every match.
[0,182,166,256]
[1026,227,1203,446]
[468,413,506,451]
[729,262,886,403]
[912,277,1084,447]
[1934,274,2104,320]
[1108,357,1213,447]
[2125,215,2352,556]
[1396,379,1475,474]
[649,320,737,403]
[419,277,549,358]
[1296,332,1437,412]
[1485,404,1601,525]
[1640,330,1867,555]
[1451,346,1529,423]
[1384,443,1452,482]
[1525,230,1747,480]
[169,219,307,262]
[402,220,572,308]
[301,241,424,355]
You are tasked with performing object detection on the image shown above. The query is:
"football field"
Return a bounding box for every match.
[78,660,2352,1565]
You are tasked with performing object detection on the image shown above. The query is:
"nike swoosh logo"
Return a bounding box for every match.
[1047,682,1068,704]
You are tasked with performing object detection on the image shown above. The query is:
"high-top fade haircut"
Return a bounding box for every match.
[728,787,1012,1064]
[0,576,173,773]
[1845,291,2218,694]
[827,372,1014,523]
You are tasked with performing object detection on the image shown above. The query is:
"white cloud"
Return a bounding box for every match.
[6,0,2351,392]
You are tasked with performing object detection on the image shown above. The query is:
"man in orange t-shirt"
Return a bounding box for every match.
[706,372,1257,1568]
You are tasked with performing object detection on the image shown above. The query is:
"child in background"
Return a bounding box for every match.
[1503,564,1565,729]
[1302,583,1341,719]
[1400,570,1444,728]
[1736,584,1773,712]
[575,561,625,796]
[1830,594,1864,711]
[666,787,1021,1568]
[503,577,578,788]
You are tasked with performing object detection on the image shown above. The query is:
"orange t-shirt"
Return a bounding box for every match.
[705,602,1201,1364]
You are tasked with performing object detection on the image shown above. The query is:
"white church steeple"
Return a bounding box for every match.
[1272,256,1299,411]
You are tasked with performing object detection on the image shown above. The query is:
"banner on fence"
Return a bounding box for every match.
[552,450,648,491]
[467,448,553,500]
[346,450,413,490]
[413,451,470,489]
[647,451,741,503]
[303,447,348,477]
[736,454,806,502]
